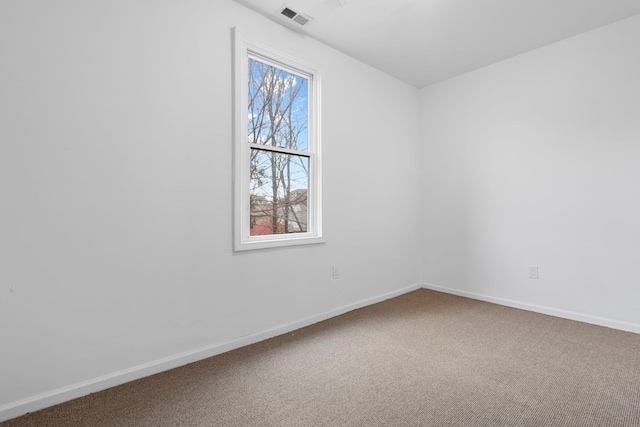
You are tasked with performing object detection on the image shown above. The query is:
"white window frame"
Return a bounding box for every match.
[232,28,323,251]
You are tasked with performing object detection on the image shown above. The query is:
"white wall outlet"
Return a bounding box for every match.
[332,265,341,279]
[529,266,539,279]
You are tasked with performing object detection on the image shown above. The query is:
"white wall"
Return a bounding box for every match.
[0,0,421,417]
[5,0,638,420]
[419,14,640,330]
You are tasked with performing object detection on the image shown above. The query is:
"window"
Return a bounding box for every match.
[233,29,322,251]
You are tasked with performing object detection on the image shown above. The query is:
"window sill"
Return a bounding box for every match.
[234,235,325,252]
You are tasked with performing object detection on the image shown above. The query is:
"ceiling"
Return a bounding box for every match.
[233,0,640,88]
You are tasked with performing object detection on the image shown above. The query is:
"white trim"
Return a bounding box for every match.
[0,283,421,423]
[4,281,636,422]
[421,283,640,334]
[232,27,323,251]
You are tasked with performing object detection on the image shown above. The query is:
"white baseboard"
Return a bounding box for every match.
[421,283,640,334]
[0,283,421,423]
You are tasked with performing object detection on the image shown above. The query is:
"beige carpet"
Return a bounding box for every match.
[3,290,640,426]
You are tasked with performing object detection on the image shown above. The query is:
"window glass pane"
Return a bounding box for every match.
[250,149,309,235]
[248,58,308,152]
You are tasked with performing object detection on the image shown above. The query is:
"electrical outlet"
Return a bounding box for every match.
[529,266,539,279]
[332,265,341,280]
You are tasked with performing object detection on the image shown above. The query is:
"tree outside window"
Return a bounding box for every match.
[247,57,309,236]
[233,31,322,251]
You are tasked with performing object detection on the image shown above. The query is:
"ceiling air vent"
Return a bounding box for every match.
[279,6,312,26]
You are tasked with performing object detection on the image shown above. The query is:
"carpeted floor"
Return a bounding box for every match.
[3,289,640,426]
